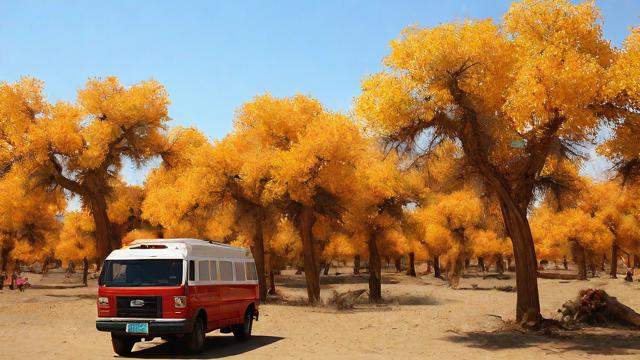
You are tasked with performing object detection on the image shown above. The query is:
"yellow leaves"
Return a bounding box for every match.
[55,211,96,264]
[356,19,514,138]
[0,77,50,165]
[355,0,623,186]
[599,28,640,163]
[122,229,160,246]
[48,102,84,155]
[504,0,608,57]
[468,229,511,259]
[264,106,367,207]
[323,233,357,261]
[355,73,431,136]
[270,217,301,261]
[10,240,39,264]
[502,0,611,139]
[0,166,65,243]
[78,77,169,130]
[234,93,323,149]
[606,27,640,101]
[107,182,144,225]
[532,201,614,260]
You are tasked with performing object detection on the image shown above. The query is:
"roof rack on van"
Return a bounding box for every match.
[129,244,168,249]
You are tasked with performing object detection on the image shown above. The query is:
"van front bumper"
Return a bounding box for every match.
[96,318,194,335]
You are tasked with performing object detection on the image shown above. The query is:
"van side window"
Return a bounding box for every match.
[219,261,233,281]
[234,262,246,281]
[189,260,195,281]
[198,261,210,281]
[209,260,218,281]
[246,262,257,281]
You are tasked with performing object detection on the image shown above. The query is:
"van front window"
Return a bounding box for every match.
[99,259,184,287]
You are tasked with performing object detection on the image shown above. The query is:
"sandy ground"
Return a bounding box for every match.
[1,267,640,360]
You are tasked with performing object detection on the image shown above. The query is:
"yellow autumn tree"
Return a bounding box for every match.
[0,166,64,271]
[259,98,370,303]
[55,211,97,266]
[0,77,171,263]
[532,205,613,280]
[142,126,275,299]
[336,149,415,301]
[354,0,623,324]
[144,93,370,304]
[412,188,483,288]
[599,27,640,180]
[580,180,640,277]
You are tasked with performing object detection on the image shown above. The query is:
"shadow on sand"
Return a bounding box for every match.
[130,335,284,359]
[444,329,640,356]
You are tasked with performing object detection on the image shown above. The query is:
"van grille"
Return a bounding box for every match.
[116,296,162,318]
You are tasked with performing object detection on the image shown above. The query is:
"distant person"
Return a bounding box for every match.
[10,270,17,290]
[0,271,6,290]
[16,276,29,292]
[625,268,634,282]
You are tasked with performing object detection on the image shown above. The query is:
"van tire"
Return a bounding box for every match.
[184,317,205,353]
[111,335,135,357]
[232,308,253,341]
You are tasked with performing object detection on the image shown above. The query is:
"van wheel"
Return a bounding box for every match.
[232,308,253,341]
[184,317,205,353]
[111,335,135,357]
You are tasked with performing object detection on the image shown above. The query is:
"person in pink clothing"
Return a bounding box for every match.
[15,276,29,292]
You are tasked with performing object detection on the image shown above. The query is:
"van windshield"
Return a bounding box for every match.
[99,259,184,287]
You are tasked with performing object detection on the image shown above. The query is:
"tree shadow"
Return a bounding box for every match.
[444,329,640,356]
[130,335,284,359]
[44,293,96,300]
[275,273,405,289]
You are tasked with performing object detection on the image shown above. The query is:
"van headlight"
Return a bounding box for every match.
[174,296,186,308]
[98,297,109,306]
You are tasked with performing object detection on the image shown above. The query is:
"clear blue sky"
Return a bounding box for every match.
[1,1,639,185]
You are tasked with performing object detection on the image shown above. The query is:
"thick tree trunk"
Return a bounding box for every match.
[82,257,89,286]
[571,241,588,280]
[368,233,382,302]
[478,257,485,273]
[42,256,51,276]
[88,194,114,266]
[610,243,618,279]
[394,257,402,272]
[323,261,331,276]
[495,190,541,324]
[251,215,267,302]
[433,256,441,278]
[0,242,12,272]
[353,255,361,275]
[299,205,320,304]
[269,269,276,295]
[447,254,464,289]
[406,252,416,277]
[496,254,505,274]
[589,261,597,278]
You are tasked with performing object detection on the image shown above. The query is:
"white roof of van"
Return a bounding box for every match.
[106,238,253,261]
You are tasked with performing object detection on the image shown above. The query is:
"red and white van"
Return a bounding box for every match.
[96,238,259,356]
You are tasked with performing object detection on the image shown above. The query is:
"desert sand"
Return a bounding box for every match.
[1,267,639,360]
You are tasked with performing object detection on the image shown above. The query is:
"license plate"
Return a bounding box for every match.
[126,323,149,334]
